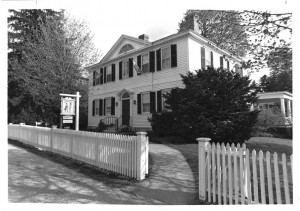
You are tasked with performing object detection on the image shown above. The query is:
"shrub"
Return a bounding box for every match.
[96,120,108,132]
[148,67,259,144]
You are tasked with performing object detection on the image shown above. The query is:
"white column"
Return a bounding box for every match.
[280,98,286,117]
[197,137,211,201]
[76,92,80,131]
[136,132,147,180]
[287,99,291,117]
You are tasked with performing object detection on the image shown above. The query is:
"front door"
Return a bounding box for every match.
[122,99,130,125]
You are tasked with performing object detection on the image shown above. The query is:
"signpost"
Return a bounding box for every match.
[60,92,81,131]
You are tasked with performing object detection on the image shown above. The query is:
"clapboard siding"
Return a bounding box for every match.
[188,36,238,72]
[88,38,189,128]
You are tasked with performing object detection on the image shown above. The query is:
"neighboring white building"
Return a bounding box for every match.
[255,91,293,118]
[86,22,243,131]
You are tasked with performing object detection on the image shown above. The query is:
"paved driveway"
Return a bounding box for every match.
[8,140,202,204]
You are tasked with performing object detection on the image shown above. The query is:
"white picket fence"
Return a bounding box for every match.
[197,138,293,204]
[8,124,149,180]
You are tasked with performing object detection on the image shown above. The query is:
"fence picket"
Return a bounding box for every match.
[282,153,290,204]
[245,149,252,204]
[273,152,282,204]
[233,147,239,204]
[207,144,211,203]
[217,144,221,204]
[222,145,227,204]
[266,152,274,204]
[211,143,216,203]
[252,150,259,203]
[259,150,266,204]
[228,146,233,205]
[239,148,245,204]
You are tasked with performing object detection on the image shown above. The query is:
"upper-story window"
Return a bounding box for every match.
[123,59,129,78]
[162,46,171,69]
[142,54,149,73]
[119,44,134,54]
[106,66,112,82]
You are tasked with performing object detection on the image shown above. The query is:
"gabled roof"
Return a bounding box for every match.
[100,34,151,63]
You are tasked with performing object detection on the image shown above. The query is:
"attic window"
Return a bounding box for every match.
[119,44,134,54]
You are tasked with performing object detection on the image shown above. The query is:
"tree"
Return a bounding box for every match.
[8,9,100,128]
[149,67,259,144]
[178,10,249,57]
[259,71,292,93]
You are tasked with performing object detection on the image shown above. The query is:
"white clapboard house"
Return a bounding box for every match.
[87,18,243,131]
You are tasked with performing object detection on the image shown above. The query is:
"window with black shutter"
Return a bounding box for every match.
[157,91,162,112]
[156,49,161,71]
[150,51,155,72]
[100,68,103,84]
[104,67,107,83]
[103,98,106,115]
[171,44,177,68]
[137,94,141,114]
[137,55,141,69]
[150,92,156,113]
[99,99,103,116]
[201,47,205,69]
[111,97,115,115]
[93,71,96,86]
[119,61,122,80]
[112,64,115,81]
[227,60,230,70]
[211,51,214,68]
[129,58,133,77]
[92,100,95,116]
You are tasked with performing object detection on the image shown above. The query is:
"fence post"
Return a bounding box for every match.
[136,132,147,180]
[197,137,211,201]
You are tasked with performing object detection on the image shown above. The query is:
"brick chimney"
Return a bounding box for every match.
[138,34,149,41]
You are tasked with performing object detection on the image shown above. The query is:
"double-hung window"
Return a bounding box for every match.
[95,100,100,115]
[105,98,111,115]
[142,93,150,113]
[123,59,129,78]
[162,46,171,69]
[162,88,171,110]
[205,49,211,68]
[106,66,112,82]
[142,54,149,73]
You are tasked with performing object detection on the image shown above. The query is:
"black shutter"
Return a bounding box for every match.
[150,92,156,113]
[171,44,177,68]
[220,56,223,68]
[156,49,161,71]
[201,47,205,69]
[157,90,162,112]
[137,55,141,69]
[137,94,141,114]
[211,51,214,68]
[104,67,106,83]
[100,68,103,84]
[129,58,133,77]
[111,97,115,115]
[150,51,155,72]
[227,60,230,70]
[92,100,95,116]
[112,64,115,81]
[99,99,103,116]
[103,99,106,115]
[119,61,122,80]
[93,71,96,86]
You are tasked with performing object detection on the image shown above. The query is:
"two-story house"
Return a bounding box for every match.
[87,17,243,131]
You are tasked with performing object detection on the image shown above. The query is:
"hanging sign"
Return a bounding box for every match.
[61,97,75,115]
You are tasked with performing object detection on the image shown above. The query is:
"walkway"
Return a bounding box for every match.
[8,140,201,204]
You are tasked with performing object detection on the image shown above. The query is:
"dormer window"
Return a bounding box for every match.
[119,44,134,54]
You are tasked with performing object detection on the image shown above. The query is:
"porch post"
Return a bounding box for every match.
[197,137,211,201]
[280,98,286,117]
[287,99,291,117]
